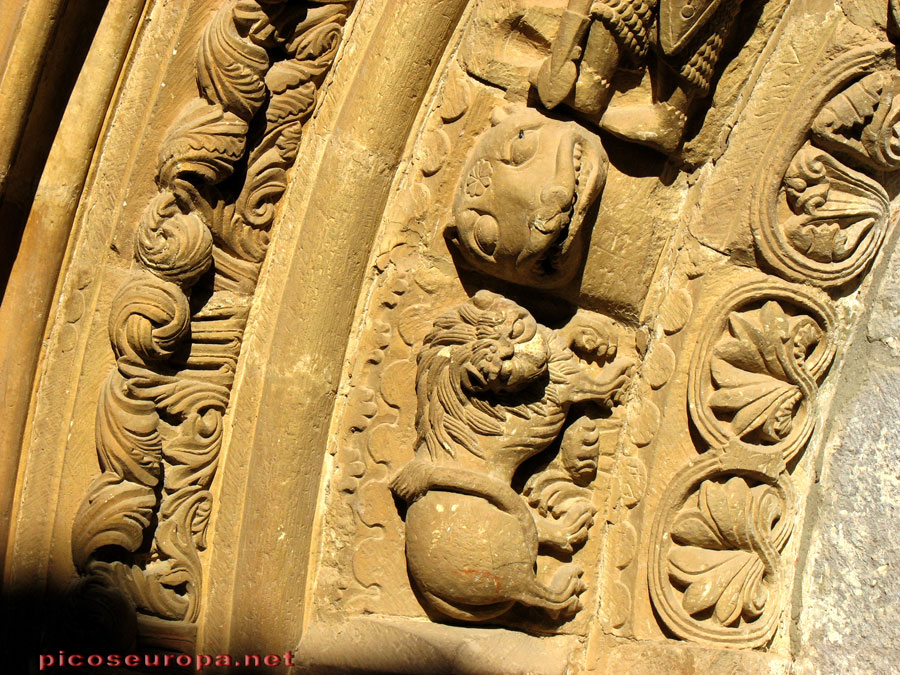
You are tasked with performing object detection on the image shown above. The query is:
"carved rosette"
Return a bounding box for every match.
[70,0,354,650]
[687,281,837,463]
[649,453,795,649]
[751,46,898,288]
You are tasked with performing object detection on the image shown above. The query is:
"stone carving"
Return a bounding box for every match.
[757,138,893,287]
[750,47,899,288]
[69,0,353,649]
[7,0,898,670]
[667,477,787,629]
[532,0,747,153]
[446,105,608,288]
[688,280,837,463]
[649,453,796,649]
[390,290,633,622]
[782,145,889,267]
[641,29,900,660]
[522,415,604,555]
[811,71,900,172]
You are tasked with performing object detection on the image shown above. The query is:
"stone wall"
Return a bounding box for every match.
[794,223,900,674]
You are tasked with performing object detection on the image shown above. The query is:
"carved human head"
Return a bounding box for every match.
[447,105,607,288]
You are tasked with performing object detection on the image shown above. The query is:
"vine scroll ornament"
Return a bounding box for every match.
[751,44,899,288]
[649,454,796,649]
[687,280,837,463]
[650,279,836,648]
[69,0,354,650]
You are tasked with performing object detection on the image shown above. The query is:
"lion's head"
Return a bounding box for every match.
[415,290,551,461]
[446,105,607,289]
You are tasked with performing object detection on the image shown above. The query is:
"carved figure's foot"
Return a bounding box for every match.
[512,563,586,619]
[561,309,620,361]
[573,69,612,117]
[569,356,636,406]
[535,500,596,554]
[600,102,688,155]
[533,56,579,110]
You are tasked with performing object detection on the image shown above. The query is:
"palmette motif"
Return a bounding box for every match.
[648,33,900,649]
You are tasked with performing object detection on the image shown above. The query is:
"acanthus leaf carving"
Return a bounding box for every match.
[70,0,355,651]
[196,0,270,121]
[71,473,156,571]
[811,70,900,172]
[157,101,249,193]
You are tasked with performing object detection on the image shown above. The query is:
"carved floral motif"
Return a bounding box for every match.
[782,145,889,266]
[753,52,898,288]
[70,0,353,649]
[688,281,837,462]
[650,455,795,649]
[668,477,787,628]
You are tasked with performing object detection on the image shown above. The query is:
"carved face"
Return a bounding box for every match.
[458,291,549,394]
[448,105,607,288]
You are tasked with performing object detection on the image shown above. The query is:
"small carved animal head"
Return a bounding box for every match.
[416,290,550,460]
[425,290,548,393]
[447,105,607,288]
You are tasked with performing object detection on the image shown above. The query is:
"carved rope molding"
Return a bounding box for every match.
[69,0,354,649]
[650,40,900,650]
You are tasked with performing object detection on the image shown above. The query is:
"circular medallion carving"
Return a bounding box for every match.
[649,455,796,649]
[687,280,836,462]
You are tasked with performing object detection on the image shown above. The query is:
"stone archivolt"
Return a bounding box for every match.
[305,0,900,667]
[647,30,900,652]
[69,0,353,650]
[7,0,893,670]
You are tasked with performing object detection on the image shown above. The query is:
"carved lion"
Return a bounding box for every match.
[446,105,607,288]
[391,290,632,622]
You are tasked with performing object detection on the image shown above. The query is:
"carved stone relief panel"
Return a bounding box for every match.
[4,0,357,658]
[3,0,899,672]
[296,0,900,672]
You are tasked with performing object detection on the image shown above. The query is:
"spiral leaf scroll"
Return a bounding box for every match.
[70,0,354,650]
